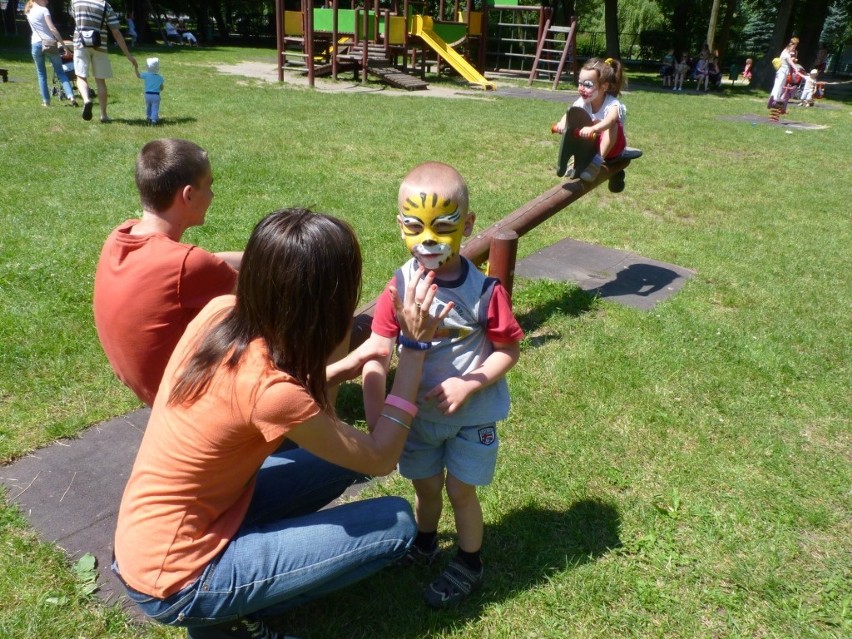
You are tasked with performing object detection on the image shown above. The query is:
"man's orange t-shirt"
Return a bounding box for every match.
[114,295,321,598]
[93,220,238,406]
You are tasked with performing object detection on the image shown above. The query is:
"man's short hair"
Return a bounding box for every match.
[135,139,210,212]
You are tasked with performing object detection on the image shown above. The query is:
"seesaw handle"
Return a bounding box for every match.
[572,128,598,140]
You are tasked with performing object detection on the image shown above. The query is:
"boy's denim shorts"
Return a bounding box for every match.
[399,417,499,486]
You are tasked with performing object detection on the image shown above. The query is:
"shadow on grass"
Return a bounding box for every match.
[589,262,681,299]
[275,499,621,638]
[103,116,198,127]
[513,280,597,348]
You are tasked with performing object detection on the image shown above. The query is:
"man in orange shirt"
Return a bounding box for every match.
[93,138,242,406]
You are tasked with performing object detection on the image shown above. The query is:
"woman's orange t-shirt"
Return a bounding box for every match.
[114,295,321,598]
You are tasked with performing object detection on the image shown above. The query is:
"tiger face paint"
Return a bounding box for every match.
[398,191,469,270]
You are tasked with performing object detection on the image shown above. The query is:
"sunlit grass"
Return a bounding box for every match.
[1,38,850,638]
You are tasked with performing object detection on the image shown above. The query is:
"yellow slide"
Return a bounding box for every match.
[411,15,494,90]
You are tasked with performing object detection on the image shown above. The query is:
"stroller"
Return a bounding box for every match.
[51,44,94,101]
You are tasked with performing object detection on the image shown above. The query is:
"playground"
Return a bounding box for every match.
[0,34,850,639]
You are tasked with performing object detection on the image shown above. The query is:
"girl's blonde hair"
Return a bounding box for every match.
[24,0,35,14]
[583,57,627,97]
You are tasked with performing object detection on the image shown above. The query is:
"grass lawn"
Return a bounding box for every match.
[0,38,850,638]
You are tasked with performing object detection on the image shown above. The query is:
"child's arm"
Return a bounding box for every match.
[553,112,567,134]
[327,337,390,388]
[579,104,620,140]
[362,332,396,430]
[423,341,520,416]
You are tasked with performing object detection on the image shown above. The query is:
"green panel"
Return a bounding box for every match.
[432,21,468,45]
[312,8,378,35]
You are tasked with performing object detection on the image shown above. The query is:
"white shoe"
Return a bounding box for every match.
[580,155,603,182]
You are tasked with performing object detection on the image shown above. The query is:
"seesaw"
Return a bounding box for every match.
[350,128,643,347]
[555,106,642,193]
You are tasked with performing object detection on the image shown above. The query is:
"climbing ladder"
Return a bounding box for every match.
[528,15,577,90]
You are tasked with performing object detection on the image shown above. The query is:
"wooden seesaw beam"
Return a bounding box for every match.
[350,150,641,347]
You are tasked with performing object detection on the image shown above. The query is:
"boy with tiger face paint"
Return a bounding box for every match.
[363,162,524,608]
[397,163,474,274]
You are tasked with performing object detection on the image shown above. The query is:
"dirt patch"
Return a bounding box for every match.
[215,61,495,100]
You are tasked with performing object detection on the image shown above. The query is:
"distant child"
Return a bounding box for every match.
[554,57,627,182]
[673,53,690,91]
[694,54,709,91]
[660,48,675,87]
[798,68,819,107]
[136,57,164,124]
[742,58,753,82]
[362,161,524,608]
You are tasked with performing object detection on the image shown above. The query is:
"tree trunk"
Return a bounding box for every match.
[553,0,576,28]
[3,0,17,35]
[714,0,738,63]
[669,0,691,58]
[604,0,620,59]
[210,1,230,40]
[707,0,722,50]
[795,0,831,68]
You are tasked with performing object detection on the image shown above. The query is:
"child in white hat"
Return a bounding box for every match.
[798,69,819,107]
[135,57,165,124]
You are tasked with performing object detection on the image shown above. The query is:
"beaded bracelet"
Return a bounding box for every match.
[398,334,432,351]
[381,412,411,430]
[385,394,418,418]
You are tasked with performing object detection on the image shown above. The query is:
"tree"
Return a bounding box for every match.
[794,0,833,67]
[820,0,851,54]
[3,0,17,35]
[604,0,621,58]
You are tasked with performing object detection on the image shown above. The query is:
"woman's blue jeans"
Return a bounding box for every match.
[115,447,415,637]
[31,41,74,103]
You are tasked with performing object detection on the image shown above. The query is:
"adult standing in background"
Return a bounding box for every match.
[126,11,137,47]
[769,37,799,110]
[24,0,77,107]
[71,0,137,122]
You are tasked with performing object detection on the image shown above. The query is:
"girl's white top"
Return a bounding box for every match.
[27,5,55,45]
[573,93,627,126]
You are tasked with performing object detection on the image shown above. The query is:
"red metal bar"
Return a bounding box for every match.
[305,0,315,88]
[275,0,284,82]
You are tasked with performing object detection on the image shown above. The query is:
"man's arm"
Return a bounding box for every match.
[109,25,137,71]
[215,251,243,271]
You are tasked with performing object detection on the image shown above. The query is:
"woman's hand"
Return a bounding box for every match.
[391,266,453,344]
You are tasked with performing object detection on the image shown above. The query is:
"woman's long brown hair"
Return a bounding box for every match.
[168,208,362,409]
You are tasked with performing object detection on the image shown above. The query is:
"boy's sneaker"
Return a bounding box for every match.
[579,154,603,182]
[82,100,93,121]
[189,617,299,639]
[398,542,441,566]
[423,557,484,608]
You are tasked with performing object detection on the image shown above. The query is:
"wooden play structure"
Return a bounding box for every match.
[274,0,578,91]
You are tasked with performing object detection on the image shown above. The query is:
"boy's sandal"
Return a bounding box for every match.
[397,543,441,567]
[423,557,484,608]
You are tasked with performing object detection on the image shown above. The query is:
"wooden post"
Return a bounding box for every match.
[488,230,519,297]
[275,0,284,82]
